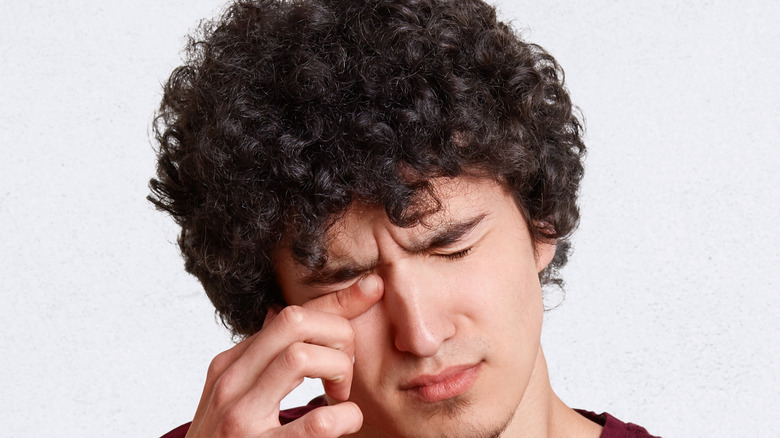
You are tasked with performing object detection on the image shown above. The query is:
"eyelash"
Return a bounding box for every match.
[440,247,473,260]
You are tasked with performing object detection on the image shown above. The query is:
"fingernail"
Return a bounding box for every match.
[358,275,376,293]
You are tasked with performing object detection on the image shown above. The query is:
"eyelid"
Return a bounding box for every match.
[315,277,358,291]
[303,275,359,296]
[438,247,473,260]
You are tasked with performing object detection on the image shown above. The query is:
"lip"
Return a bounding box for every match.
[400,363,482,403]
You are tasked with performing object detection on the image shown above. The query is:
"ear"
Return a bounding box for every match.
[535,239,557,273]
[531,219,557,272]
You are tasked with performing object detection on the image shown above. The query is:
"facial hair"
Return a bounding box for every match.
[416,394,514,438]
[442,413,512,438]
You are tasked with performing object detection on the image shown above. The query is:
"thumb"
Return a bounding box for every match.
[304,274,384,319]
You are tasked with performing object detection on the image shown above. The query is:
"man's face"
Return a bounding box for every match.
[276,177,555,438]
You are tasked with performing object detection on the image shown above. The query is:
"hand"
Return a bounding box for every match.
[185,275,383,438]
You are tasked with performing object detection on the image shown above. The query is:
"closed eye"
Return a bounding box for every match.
[311,278,359,295]
[439,247,473,260]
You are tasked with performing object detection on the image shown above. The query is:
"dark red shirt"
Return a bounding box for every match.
[575,409,661,438]
[162,397,660,437]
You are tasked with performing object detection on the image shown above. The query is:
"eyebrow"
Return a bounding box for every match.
[301,213,487,286]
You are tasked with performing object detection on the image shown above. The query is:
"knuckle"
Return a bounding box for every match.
[211,368,239,406]
[303,409,334,436]
[218,406,247,437]
[281,342,309,371]
[338,350,354,370]
[207,351,232,381]
[278,305,306,327]
[334,319,356,353]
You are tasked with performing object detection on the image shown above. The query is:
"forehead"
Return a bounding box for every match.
[325,177,510,255]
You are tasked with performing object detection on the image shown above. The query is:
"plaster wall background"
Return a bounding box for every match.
[1,1,778,436]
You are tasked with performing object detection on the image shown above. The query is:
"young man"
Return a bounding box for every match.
[151,0,659,436]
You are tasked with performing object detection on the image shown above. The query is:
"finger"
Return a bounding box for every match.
[221,306,356,398]
[265,402,363,438]
[232,342,354,421]
[261,342,354,402]
[262,306,280,330]
[303,273,383,320]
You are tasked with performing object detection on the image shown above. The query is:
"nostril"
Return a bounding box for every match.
[391,311,452,357]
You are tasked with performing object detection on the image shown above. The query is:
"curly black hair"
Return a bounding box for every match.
[149,0,585,337]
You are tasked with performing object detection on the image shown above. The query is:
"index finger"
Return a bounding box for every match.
[303,274,383,319]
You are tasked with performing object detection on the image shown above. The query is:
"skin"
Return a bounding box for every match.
[186,177,602,438]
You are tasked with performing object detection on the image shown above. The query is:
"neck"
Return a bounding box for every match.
[499,346,603,438]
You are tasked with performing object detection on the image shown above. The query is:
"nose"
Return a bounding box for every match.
[380,261,456,357]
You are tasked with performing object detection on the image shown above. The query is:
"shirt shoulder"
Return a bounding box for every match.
[575,409,662,438]
[159,396,328,438]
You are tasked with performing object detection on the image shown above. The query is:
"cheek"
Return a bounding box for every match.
[448,248,543,330]
[349,302,388,370]
[447,250,534,300]
[347,304,395,409]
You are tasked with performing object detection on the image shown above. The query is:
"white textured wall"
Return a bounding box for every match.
[1,1,778,437]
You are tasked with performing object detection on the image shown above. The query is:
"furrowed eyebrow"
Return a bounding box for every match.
[300,213,487,286]
[406,213,487,254]
[301,259,378,286]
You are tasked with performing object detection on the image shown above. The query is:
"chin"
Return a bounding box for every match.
[357,393,516,438]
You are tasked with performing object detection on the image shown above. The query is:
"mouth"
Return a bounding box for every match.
[400,362,482,403]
